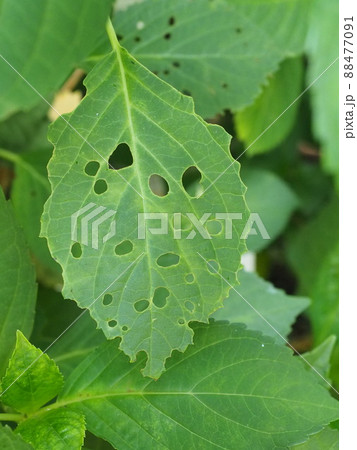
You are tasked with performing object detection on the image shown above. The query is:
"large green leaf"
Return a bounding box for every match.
[211,271,309,342]
[60,323,338,449]
[305,0,338,181]
[242,168,299,251]
[16,409,85,450]
[41,25,249,378]
[0,425,33,450]
[0,148,62,286]
[88,0,309,118]
[0,189,37,377]
[235,57,303,154]
[0,0,113,119]
[0,331,63,414]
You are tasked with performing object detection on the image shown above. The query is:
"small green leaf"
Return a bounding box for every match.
[104,0,309,118]
[243,168,299,251]
[0,188,37,377]
[303,336,336,386]
[0,0,113,119]
[212,271,309,342]
[293,427,338,449]
[60,323,338,449]
[235,58,303,154]
[0,331,63,414]
[41,32,249,378]
[0,425,33,450]
[16,409,85,450]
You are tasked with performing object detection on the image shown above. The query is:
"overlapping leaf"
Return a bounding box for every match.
[41,35,249,378]
[88,0,309,117]
[0,189,37,377]
[211,270,309,342]
[60,323,338,449]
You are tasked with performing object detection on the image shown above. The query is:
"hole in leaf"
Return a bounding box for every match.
[185,273,195,283]
[149,174,169,197]
[171,213,193,232]
[134,299,149,312]
[206,219,223,236]
[182,166,202,197]
[152,287,169,308]
[207,260,220,274]
[94,179,108,194]
[172,61,180,68]
[122,325,128,332]
[169,16,175,26]
[108,320,117,328]
[108,143,133,170]
[163,69,170,75]
[85,161,100,176]
[103,294,113,306]
[178,319,185,325]
[134,36,141,42]
[157,252,180,267]
[182,89,192,96]
[115,240,133,256]
[71,242,82,258]
[164,32,171,40]
[185,301,195,312]
[136,21,145,30]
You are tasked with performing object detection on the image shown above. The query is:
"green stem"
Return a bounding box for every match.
[106,17,120,52]
[0,413,23,423]
[0,147,49,190]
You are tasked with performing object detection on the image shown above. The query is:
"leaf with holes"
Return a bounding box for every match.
[41,26,249,378]
[60,323,338,449]
[87,0,309,118]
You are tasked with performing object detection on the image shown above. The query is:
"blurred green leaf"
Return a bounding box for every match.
[0,189,37,377]
[0,425,33,450]
[235,58,303,155]
[305,0,338,181]
[0,0,113,119]
[243,168,299,251]
[303,336,336,386]
[89,0,309,118]
[212,270,309,342]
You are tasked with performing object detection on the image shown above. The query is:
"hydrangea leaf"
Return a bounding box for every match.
[41,28,249,378]
[235,57,304,154]
[16,409,85,450]
[211,270,309,342]
[99,0,309,118]
[0,331,63,414]
[0,0,113,119]
[0,425,33,450]
[0,189,37,377]
[60,323,338,449]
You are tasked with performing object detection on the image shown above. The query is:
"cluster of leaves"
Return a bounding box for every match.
[0,0,338,449]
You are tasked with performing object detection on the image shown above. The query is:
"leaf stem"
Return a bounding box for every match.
[0,412,23,423]
[106,17,120,52]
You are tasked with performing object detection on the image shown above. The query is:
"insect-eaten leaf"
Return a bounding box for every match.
[41,39,249,378]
